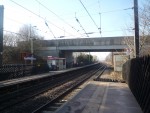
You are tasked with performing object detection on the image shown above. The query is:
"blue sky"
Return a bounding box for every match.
[0,0,143,60]
[1,0,136,38]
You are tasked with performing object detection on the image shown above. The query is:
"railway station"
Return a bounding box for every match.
[0,62,145,113]
[0,0,150,113]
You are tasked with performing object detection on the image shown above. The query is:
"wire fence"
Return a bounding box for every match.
[122,56,150,113]
[0,64,49,81]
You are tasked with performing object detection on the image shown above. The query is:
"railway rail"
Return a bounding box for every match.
[32,64,106,113]
[0,64,96,95]
[0,63,106,113]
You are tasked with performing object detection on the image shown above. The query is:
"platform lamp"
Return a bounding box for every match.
[29,25,37,64]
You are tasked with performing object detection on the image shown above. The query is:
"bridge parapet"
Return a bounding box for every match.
[39,36,127,47]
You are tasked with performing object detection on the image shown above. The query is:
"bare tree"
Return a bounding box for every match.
[125,0,150,57]
[139,0,150,56]
[3,32,20,63]
[105,52,113,64]
[18,24,43,53]
[3,24,43,64]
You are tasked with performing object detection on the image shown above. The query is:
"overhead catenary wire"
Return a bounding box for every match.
[98,0,102,37]
[35,0,83,37]
[99,13,102,34]
[3,29,82,40]
[5,16,56,36]
[4,30,33,39]
[83,28,134,35]
[9,0,76,37]
[45,21,56,38]
[7,0,135,39]
[101,29,134,33]
[101,7,134,14]
[5,16,25,25]
[79,0,101,35]
[75,13,89,37]
[74,7,133,19]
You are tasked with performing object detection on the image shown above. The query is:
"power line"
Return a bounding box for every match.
[79,0,101,35]
[3,29,84,40]
[99,13,102,34]
[106,29,133,33]
[9,0,75,37]
[75,7,133,19]
[75,13,89,37]
[35,0,83,37]
[5,16,53,36]
[101,7,134,14]
[98,0,102,36]
[7,0,135,39]
[5,16,25,25]
[4,30,30,38]
[84,29,134,35]
[4,29,43,39]
[45,21,56,38]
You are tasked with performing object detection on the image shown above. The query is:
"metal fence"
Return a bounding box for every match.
[0,64,33,81]
[0,64,49,81]
[122,56,150,113]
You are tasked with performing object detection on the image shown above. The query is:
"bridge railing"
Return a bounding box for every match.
[122,56,150,113]
[39,37,126,47]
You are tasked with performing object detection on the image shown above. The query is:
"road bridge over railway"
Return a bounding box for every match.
[35,36,129,64]
[36,36,128,54]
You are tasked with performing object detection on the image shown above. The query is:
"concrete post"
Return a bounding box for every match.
[61,51,73,68]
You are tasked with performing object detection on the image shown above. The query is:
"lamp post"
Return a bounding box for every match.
[29,25,37,64]
[134,0,139,57]
[30,38,33,64]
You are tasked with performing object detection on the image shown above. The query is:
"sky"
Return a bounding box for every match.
[0,0,143,60]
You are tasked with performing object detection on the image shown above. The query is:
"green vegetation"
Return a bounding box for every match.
[76,53,94,65]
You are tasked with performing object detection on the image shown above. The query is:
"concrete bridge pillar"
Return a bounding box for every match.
[60,51,73,68]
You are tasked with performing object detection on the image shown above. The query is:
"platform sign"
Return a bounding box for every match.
[24,57,36,60]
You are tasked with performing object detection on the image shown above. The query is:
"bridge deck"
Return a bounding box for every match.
[55,81,143,113]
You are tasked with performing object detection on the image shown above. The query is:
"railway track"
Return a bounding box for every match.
[0,63,106,113]
[32,64,106,113]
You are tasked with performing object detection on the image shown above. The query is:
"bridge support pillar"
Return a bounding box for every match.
[60,51,73,68]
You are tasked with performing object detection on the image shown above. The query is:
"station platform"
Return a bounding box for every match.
[0,64,95,88]
[55,81,143,113]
